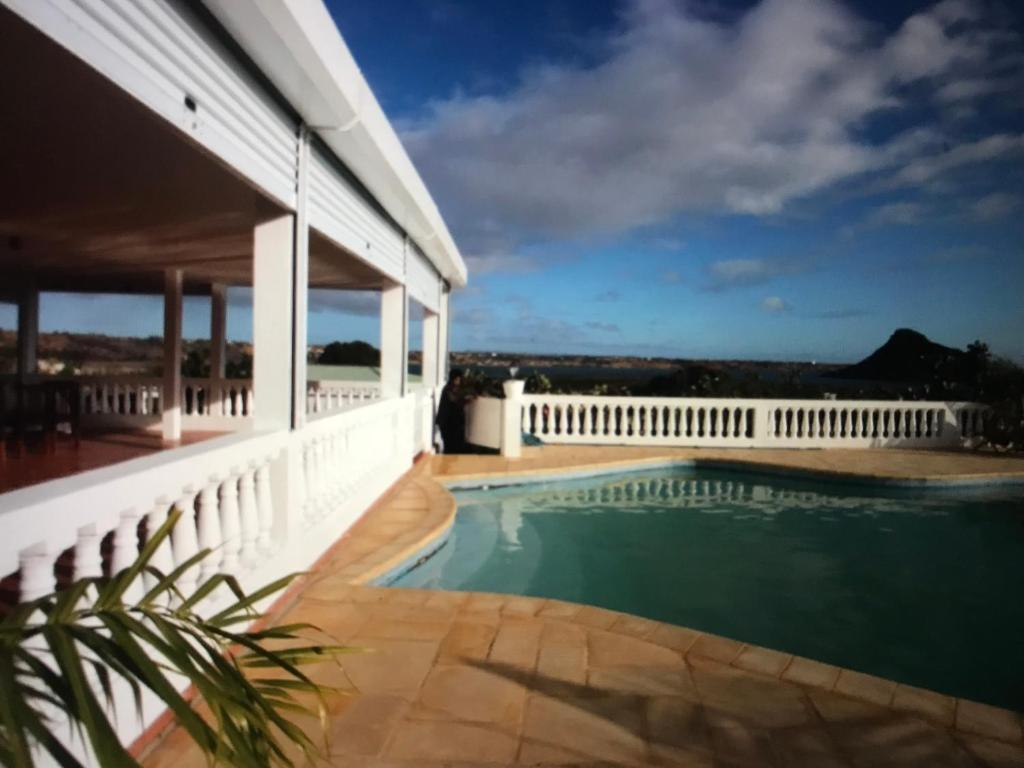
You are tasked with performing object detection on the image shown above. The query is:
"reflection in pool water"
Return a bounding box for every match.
[391,467,1024,710]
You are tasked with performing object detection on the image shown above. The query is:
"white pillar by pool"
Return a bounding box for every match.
[380,283,408,398]
[162,269,183,442]
[252,215,295,433]
[209,282,227,379]
[422,310,439,391]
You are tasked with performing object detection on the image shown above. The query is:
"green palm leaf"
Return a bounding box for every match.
[0,509,355,767]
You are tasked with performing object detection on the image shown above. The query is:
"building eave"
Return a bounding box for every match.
[201,0,468,288]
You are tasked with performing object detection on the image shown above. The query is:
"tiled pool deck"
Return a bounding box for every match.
[142,447,1024,767]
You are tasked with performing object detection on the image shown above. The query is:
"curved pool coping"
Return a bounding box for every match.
[441,455,1024,491]
[355,454,1024,737]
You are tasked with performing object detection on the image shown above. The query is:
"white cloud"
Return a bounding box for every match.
[969,192,1022,222]
[868,201,926,226]
[760,296,791,314]
[403,0,1022,252]
[706,257,804,290]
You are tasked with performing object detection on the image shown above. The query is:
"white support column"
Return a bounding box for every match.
[380,282,408,399]
[16,286,39,379]
[253,215,296,432]
[210,283,227,379]
[162,269,183,442]
[422,310,439,392]
[291,127,311,429]
[437,287,451,388]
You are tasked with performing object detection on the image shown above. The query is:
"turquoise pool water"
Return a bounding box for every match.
[391,467,1024,710]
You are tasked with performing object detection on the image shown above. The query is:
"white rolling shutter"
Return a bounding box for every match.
[406,244,441,313]
[308,144,405,282]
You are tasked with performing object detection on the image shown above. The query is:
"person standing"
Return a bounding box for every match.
[436,369,471,453]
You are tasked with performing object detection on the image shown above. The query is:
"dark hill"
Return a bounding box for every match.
[827,329,965,382]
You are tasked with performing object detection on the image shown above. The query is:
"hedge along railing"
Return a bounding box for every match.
[508,393,987,450]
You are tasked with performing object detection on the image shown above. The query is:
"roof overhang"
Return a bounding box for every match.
[202,0,467,288]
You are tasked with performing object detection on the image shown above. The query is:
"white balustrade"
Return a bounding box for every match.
[507,394,987,450]
[306,380,381,417]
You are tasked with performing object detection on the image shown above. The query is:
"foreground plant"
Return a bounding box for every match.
[0,510,351,767]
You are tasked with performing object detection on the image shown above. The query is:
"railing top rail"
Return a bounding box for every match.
[0,429,286,572]
[519,393,985,409]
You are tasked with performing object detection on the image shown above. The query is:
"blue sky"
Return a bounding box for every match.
[4,0,1023,363]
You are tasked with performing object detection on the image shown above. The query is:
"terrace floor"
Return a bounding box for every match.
[140,447,1024,767]
[0,429,225,493]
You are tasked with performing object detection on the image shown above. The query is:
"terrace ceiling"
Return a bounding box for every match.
[0,7,388,302]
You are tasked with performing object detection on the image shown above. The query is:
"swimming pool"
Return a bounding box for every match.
[392,466,1024,710]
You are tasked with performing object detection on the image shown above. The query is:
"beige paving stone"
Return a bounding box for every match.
[782,655,841,691]
[610,614,660,639]
[808,689,886,724]
[834,669,897,707]
[769,724,849,768]
[488,618,543,672]
[336,637,440,697]
[732,645,793,678]
[541,619,587,648]
[536,643,587,686]
[645,697,713,767]
[688,633,744,664]
[355,616,452,642]
[827,713,977,768]
[463,592,506,613]
[648,624,701,654]
[574,604,622,630]
[958,733,1024,768]
[537,599,583,620]
[704,711,777,768]
[588,629,683,668]
[328,694,408,758]
[422,589,468,613]
[410,664,525,730]
[501,595,541,616]
[383,719,519,763]
[438,620,498,662]
[279,599,368,641]
[890,684,956,727]
[690,657,812,729]
[588,664,697,699]
[521,693,649,766]
[955,699,1024,743]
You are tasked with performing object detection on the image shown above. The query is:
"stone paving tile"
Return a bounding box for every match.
[573,604,623,630]
[488,618,543,672]
[327,694,408,759]
[521,692,649,766]
[733,645,793,678]
[384,718,520,763]
[143,449,1024,768]
[890,683,956,727]
[688,633,744,664]
[834,669,897,707]
[410,663,525,731]
[957,733,1024,768]
[782,655,842,691]
[588,628,683,668]
[955,699,1024,743]
[438,620,499,662]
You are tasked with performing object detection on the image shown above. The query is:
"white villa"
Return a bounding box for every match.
[0,0,996,762]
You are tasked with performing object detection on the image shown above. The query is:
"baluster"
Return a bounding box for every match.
[219,472,242,575]
[197,480,224,582]
[19,543,57,602]
[237,466,259,567]
[73,524,104,582]
[171,487,200,595]
[304,441,319,521]
[255,461,275,553]
[143,500,175,592]
[111,508,143,603]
